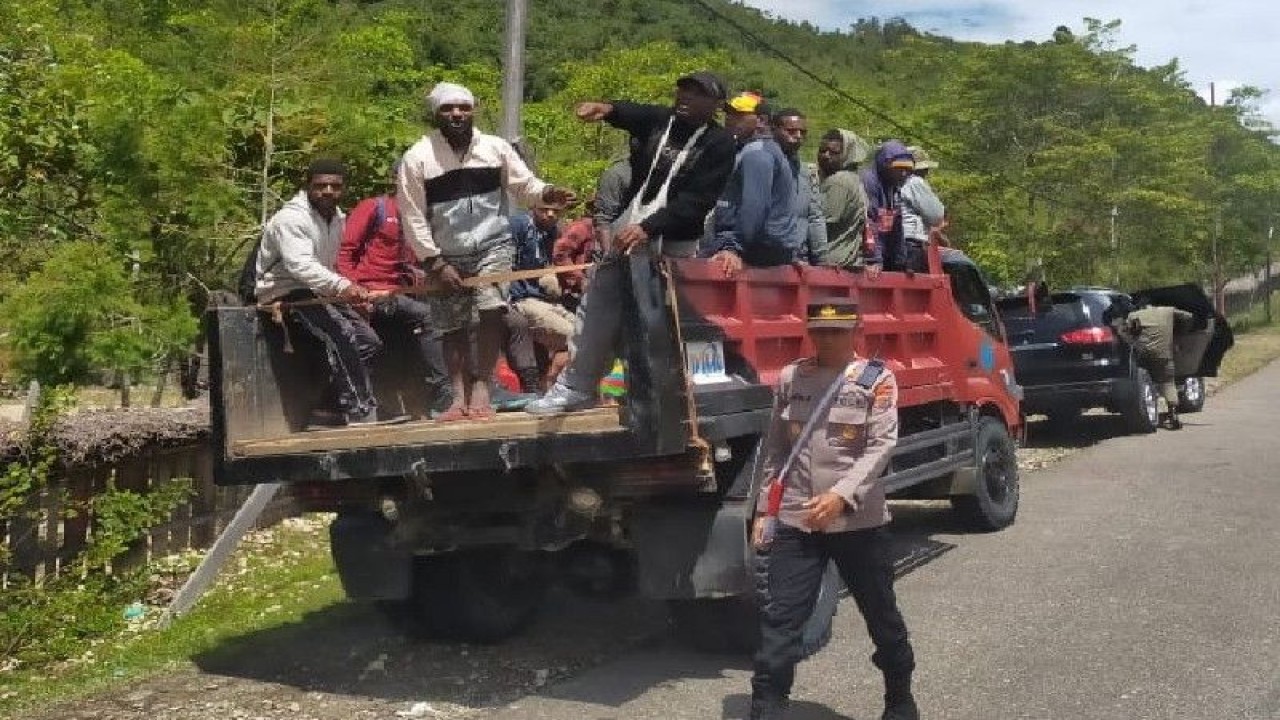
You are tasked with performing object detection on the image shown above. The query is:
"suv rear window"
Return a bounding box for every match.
[997,292,1113,344]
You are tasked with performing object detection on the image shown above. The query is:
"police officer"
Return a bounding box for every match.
[748,297,917,720]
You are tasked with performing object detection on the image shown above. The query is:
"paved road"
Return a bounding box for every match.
[481,361,1280,720]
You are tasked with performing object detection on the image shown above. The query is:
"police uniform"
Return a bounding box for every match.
[749,300,918,720]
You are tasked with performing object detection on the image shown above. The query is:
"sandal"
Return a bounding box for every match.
[434,406,470,422]
[467,405,496,421]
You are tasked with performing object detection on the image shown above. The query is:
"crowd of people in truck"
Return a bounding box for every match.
[247,71,950,429]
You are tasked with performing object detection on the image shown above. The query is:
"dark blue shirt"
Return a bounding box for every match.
[509,212,557,302]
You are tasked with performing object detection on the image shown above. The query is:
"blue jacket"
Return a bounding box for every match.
[859,140,913,268]
[508,212,556,302]
[704,135,799,266]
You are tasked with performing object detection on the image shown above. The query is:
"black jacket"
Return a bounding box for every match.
[606,101,736,243]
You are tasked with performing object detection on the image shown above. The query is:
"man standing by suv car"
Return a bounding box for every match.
[1118,300,1194,430]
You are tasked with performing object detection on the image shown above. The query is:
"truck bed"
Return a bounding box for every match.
[229,407,624,458]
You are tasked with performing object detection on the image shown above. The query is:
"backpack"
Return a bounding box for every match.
[236,237,268,306]
[235,197,387,306]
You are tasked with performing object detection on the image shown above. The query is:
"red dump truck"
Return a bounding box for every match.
[208,245,1022,647]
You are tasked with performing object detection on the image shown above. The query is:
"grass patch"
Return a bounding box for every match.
[1218,293,1280,385]
[0,515,346,717]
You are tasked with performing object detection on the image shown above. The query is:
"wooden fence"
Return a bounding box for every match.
[2,443,298,584]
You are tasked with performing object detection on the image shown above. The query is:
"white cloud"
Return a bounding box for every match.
[739,0,1280,126]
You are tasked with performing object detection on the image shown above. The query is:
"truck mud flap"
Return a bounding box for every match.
[329,512,412,601]
[630,499,753,599]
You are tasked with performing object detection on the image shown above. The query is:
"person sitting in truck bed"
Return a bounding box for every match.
[509,199,579,390]
[396,81,576,422]
[860,140,917,275]
[701,91,797,278]
[816,128,871,270]
[336,160,452,418]
[254,158,405,429]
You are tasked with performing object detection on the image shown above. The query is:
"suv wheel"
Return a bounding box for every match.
[1121,369,1159,434]
[1178,376,1206,413]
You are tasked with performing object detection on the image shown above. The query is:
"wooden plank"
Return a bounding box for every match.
[60,467,95,568]
[159,483,282,626]
[43,486,61,579]
[230,407,625,457]
[190,446,218,546]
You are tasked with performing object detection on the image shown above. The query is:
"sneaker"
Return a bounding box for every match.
[525,383,597,416]
[1167,411,1182,430]
[491,383,537,412]
[346,409,411,427]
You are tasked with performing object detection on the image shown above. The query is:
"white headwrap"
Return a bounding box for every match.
[426,82,476,112]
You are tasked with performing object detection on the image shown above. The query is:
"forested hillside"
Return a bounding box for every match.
[2,0,1277,387]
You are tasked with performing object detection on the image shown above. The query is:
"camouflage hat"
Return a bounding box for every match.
[907,145,939,170]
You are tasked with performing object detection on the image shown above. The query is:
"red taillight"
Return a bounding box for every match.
[1060,326,1114,345]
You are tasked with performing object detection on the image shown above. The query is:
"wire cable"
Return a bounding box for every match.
[687,0,1101,214]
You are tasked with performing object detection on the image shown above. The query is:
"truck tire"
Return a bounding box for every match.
[1121,369,1159,434]
[404,548,548,643]
[1178,376,1206,413]
[950,417,1019,531]
[667,561,841,655]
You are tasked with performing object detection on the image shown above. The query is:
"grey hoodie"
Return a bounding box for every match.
[254,190,350,302]
[819,129,870,268]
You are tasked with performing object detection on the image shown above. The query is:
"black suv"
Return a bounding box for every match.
[995,285,1229,433]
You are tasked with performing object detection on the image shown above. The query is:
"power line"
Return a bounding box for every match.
[686,0,1101,214]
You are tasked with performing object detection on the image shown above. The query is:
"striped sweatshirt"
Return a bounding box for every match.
[397,130,549,260]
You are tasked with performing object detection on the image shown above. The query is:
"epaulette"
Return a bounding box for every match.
[853,358,885,389]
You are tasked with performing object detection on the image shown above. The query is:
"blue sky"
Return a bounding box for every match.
[738,0,1280,126]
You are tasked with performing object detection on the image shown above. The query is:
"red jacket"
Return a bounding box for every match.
[552,217,596,296]
[337,195,412,291]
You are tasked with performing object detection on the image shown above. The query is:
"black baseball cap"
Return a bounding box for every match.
[677,71,728,101]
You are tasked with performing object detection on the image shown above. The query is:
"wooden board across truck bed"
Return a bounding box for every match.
[229,407,624,458]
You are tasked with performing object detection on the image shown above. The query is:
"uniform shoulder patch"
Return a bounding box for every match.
[853,359,885,389]
[872,372,896,410]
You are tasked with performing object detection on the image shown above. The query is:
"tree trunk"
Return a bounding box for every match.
[119,369,132,408]
[151,357,172,408]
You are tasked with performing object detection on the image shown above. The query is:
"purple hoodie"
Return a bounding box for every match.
[859,140,914,268]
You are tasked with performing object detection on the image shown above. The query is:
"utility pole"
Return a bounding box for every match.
[1212,213,1224,315]
[1267,222,1275,324]
[1109,205,1119,287]
[499,0,528,144]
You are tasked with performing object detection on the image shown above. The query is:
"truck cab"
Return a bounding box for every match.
[207,244,1022,645]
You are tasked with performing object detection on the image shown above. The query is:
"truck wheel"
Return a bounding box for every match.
[1121,369,1159,434]
[950,417,1019,531]
[1178,376,1206,413]
[667,562,841,655]
[405,548,548,643]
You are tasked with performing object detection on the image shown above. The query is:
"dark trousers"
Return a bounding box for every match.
[371,295,451,412]
[284,290,381,418]
[884,238,928,273]
[752,525,915,702]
